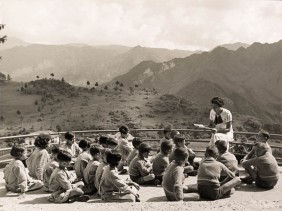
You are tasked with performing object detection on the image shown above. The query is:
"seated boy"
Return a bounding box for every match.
[99,151,140,202]
[48,150,89,203]
[168,134,196,175]
[83,145,101,194]
[74,140,92,180]
[153,140,173,184]
[197,146,241,200]
[129,143,157,185]
[215,140,239,181]
[43,145,60,192]
[162,147,195,201]
[95,148,112,191]
[60,132,82,162]
[241,143,279,189]
[241,129,272,184]
[4,144,43,198]
[127,137,143,166]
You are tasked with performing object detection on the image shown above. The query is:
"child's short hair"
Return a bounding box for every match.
[57,150,72,162]
[65,132,75,141]
[34,134,50,149]
[99,136,118,146]
[138,143,151,155]
[259,129,270,141]
[215,140,227,154]
[10,144,26,158]
[106,151,122,167]
[163,127,172,134]
[78,139,90,149]
[51,145,61,154]
[255,142,268,154]
[161,140,173,153]
[205,146,219,158]
[170,130,180,139]
[119,125,129,135]
[132,137,143,149]
[173,147,189,162]
[173,134,185,145]
[89,145,101,157]
[100,148,112,158]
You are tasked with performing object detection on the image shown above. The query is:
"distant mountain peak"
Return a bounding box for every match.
[219,42,250,51]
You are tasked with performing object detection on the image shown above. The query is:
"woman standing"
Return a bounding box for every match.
[207,97,233,149]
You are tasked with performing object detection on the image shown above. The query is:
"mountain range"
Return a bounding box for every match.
[110,40,282,123]
[0,38,200,85]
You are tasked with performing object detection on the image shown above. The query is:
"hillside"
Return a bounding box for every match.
[110,40,282,123]
[1,79,279,137]
[0,43,199,85]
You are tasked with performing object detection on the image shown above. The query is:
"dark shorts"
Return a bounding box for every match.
[198,184,222,200]
[255,176,278,189]
[130,175,154,185]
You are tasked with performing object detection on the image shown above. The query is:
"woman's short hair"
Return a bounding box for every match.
[65,132,75,141]
[173,134,185,145]
[10,144,26,158]
[119,125,129,135]
[106,151,122,167]
[173,147,189,162]
[34,134,50,149]
[51,145,61,154]
[57,150,72,162]
[211,97,224,107]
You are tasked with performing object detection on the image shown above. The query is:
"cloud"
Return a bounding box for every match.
[0,0,281,50]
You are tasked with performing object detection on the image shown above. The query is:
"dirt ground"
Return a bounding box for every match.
[0,167,282,211]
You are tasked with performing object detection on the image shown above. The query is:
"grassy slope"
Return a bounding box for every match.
[0,79,280,137]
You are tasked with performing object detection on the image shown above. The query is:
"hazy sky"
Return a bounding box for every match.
[0,0,281,51]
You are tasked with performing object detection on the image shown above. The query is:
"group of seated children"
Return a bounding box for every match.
[3,127,279,203]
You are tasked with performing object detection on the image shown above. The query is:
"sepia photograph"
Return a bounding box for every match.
[0,0,282,210]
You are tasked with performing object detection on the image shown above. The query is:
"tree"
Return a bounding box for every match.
[7,74,11,81]
[120,82,123,87]
[0,72,6,81]
[50,73,54,78]
[56,124,61,132]
[135,84,139,88]
[116,81,120,85]
[0,115,4,121]
[104,85,108,90]
[87,81,90,86]
[61,77,65,82]
[36,75,40,79]
[16,110,21,116]
[0,24,7,60]
[95,82,99,86]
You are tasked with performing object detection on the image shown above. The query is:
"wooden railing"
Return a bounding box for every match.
[0,129,282,165]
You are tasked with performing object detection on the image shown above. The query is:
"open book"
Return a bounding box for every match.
[194,124,213,130]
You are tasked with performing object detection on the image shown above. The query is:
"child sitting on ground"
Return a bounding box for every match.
[4,144,43,198]
[83,145,101,194]
[26,134,50,180]
[99,151,140,202]
[60,132,81,162]
[215,140,239,181]
[162,147,193,201]
[48,150,89,203]
[160,127,172,145]
[98,135,118,149]
[241,143,279,189]
[95,148,112,191]
[43,145,60,192]
[129,143,157,185]
[114,125,134,174]
[127,137,143,166]
[74,140,92,180]
[168,134,196,176]
[196,146,241,200]
[153,140,173,184]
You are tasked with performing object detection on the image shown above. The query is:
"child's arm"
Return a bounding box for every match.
[173,168,184,201]
[137,161,152,176]
[14,165,28,194]
[57,171,73,190]
[36,151,50,180]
